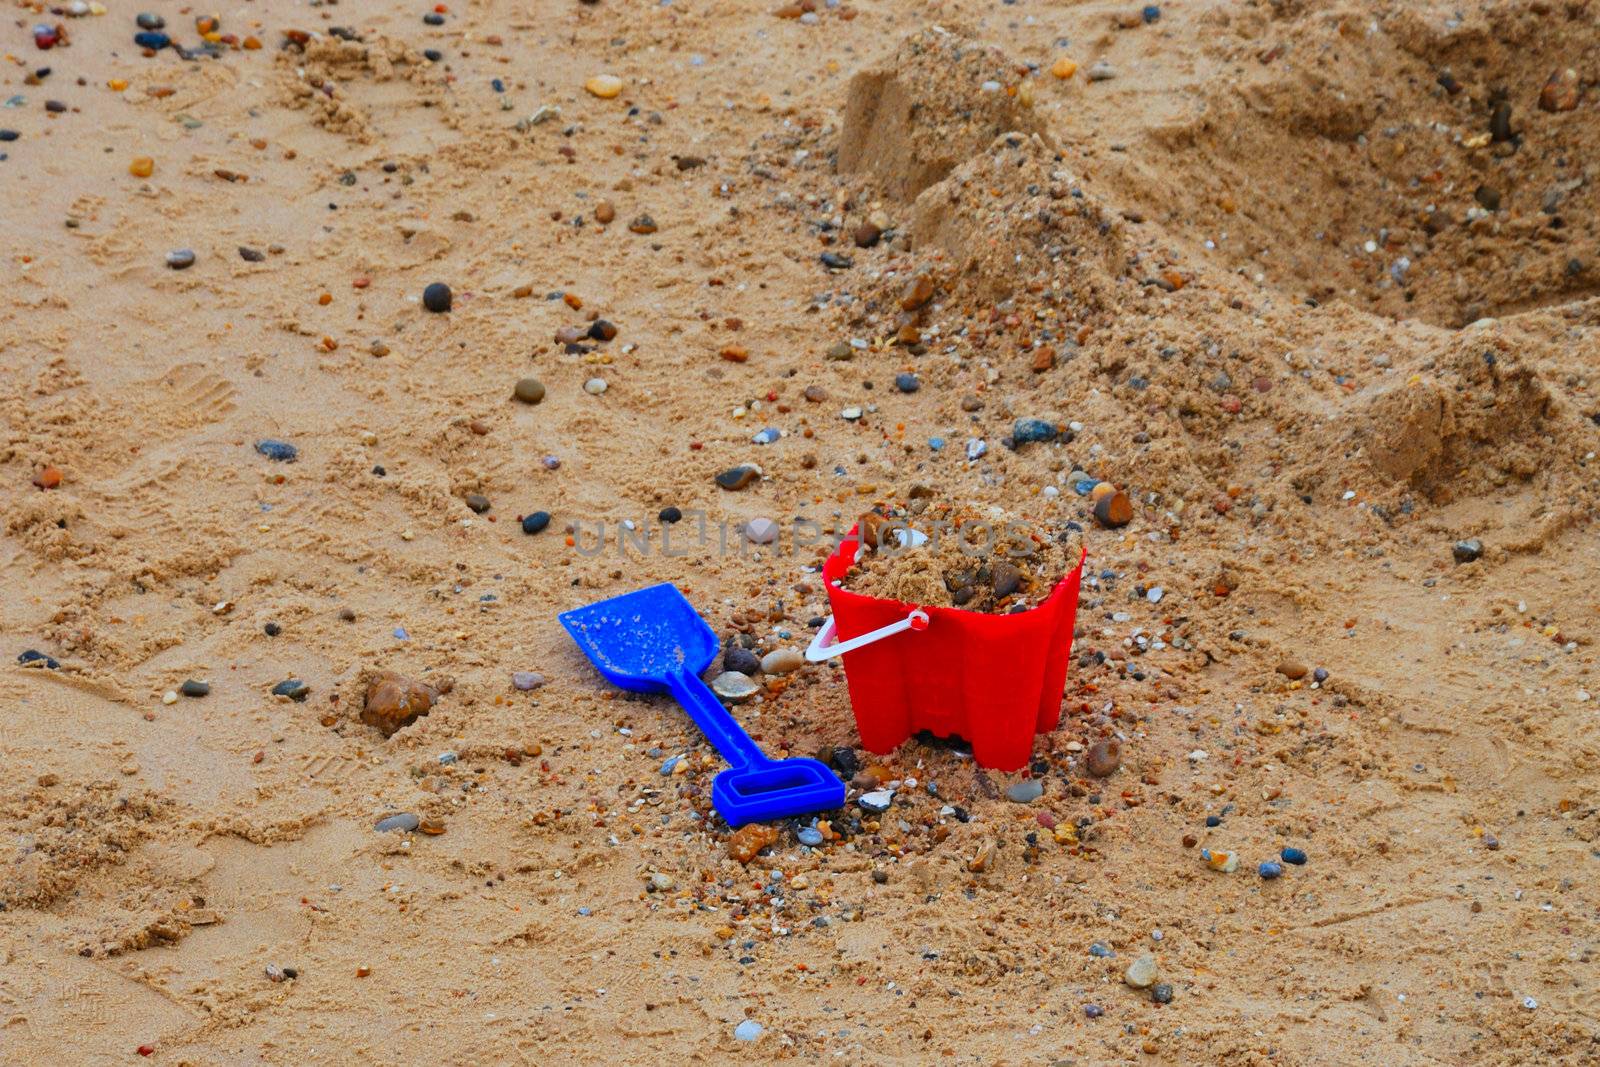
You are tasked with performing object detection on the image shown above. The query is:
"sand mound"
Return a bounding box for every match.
[1114,2,1600,326]
[837,26,1049,202]
[911,131,1125,307]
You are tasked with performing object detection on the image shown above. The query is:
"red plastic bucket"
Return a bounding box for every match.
[811,525,1085,771]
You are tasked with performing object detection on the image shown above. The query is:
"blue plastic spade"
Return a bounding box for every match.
[559,583,845,827]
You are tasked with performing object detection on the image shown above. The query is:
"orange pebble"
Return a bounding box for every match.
[33,466,62,490]
[318,292,332,305]
[129,156,154,178]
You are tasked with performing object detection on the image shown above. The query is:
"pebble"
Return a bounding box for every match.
[1087,60,1117,81]
[797,827,824,846]
[659,506,683,524]
[1012,418,1058,445]
[991,561,1022,598]
[727,822,778,863]
[1005,779,1043,803]
[965,438,987,461]
[583,377,607,395]
[831,747,860,776]
[585,74,624,99]
[1276,659,1308,680]
[374,813,420,834]
[514,378,545,404]
[711,671,759,702]
[724,646,762,674]
[1051,56,1078,79]
[1540,68,1581,112]
[751,427,780,445]
[853,222,881,247]
[1453,538,1483,564]
[1201,848,1238,873]
[511,671,545,691]
[744,517,779,544]
[733,1020,763,1043]
[629,215,657,234]
[362,671,447,736]
[521,511,551,535]
[901,273,935,310]
[136,13,165,30]
[1151,983,1174,1004]
[819,251,853,270]
[239,246,265,262]
[1280,846,1307,865]
[894,372,920,393]
[1089,942,1115,957]
[255,439,298,462]
[179,679,210,698]
[1085,739,1122,777]
[18,649,60,669]
[593,199,615,224]
[858,789,894,814]
[129,156,154,178]
[166,249,195,270]
[1093,490,1134,528]
[1312,667,1329,683]
[1259,861,1284,880]
[760,648,803,674]
[464,493,491,514]
[659,755,682,775]
[133,31,170,50]
[0,129,18,142]
[1124,954,1158,988]
[272,679,309,701]
[1083,1004,1104,1019]
[649,872,675,892]
[422,282,452,312]
[840,406,862,421]
[715,465,761,490]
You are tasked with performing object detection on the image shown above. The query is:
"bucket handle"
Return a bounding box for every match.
[805,608,929,662]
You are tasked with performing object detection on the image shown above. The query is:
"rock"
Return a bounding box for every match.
[255,439,298,462]
[584,73,624,99]
[831,746,860,777]
[1202,848,1238,873]
[648,872,675,892]
[760,648,803,674]
[1276,660,1308,680]
[858,789,894,814]
[1490,101,1513,143]
[819,251,853,270]
[1087,60,1117,81]
[727,823,778,863]
[965,438,987,461]
[744,517,779,544]
[1005,779,1042,803]
[751,427,779,445]
[593,199,615,224]
[1050,56,1077,79]
[588,320,618,342]
[1031,347,1056,373]
[715,465,761,490]
[1012,418,1058,445]
[582,377,607,395]
[1258,861,1284,880]
[511,671,545,691]
[825,342,852,361]
[1093,490,1133,528]
[1539,68,1581,113]
[17,649,59,669]
[136,12,166,30]
[1453,538,1483,564]
[733,1019,764,1042]
[1089,942,1115,958]
[514,378,545,404]
[464,493,491,514]
[239,246,265,262]
[521,511,551,535]
[797,827,823,846]
[32,466,61,489]
[840,407,862,421]
[1151,983,1174,1004]
[629,214,657,234]
[659,506,683,524]
[1280,846,1308,865]
[272,679,309,701]
[711,671,759,702]
[422,282,452,312]
[992,561,1023,599]
[853,222,882,248]
[724,646,761,674]
[179,679,210,698]
[1124,954,1158,988]
[362,671,447,736]
[803,384,829,402]
[900,273,935,311]
[1085,740,1121,777]
[166,249,196,270]
[894,372,920,393]
[374,813,420,833]
[1312,667,1329,683]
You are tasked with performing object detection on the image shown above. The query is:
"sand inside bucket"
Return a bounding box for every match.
[843,506,1082,613]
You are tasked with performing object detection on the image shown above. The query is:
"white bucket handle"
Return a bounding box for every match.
[805,609,930,662]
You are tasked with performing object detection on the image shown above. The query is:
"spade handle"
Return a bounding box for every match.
[665,671,770,772]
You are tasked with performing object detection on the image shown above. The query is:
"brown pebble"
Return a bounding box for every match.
[853,222,881,248]
[1276,660,1308,681]
[715,466,761,490]
[1085,739,1121,778]
[1093,490,1133,528]
[720,344,749,363]
[1031,347,1056,373]
[514,378,546,405]
[1540,68,1581,112]
[361,671,447,737]
[900,273,935,312]
[991,560,1023,599]
[629,214,657,235]
[803,384,828,402]
[32,465,62,490]
[594,199,616,224]
[512,283,534,298]
[727,823,778,863]
[555,326,586,344]
[1182,833,1198,848]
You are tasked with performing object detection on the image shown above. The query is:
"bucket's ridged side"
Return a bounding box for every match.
[822,531,1083,769]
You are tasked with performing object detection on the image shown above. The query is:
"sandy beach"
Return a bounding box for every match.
[2,1,1598,1062]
